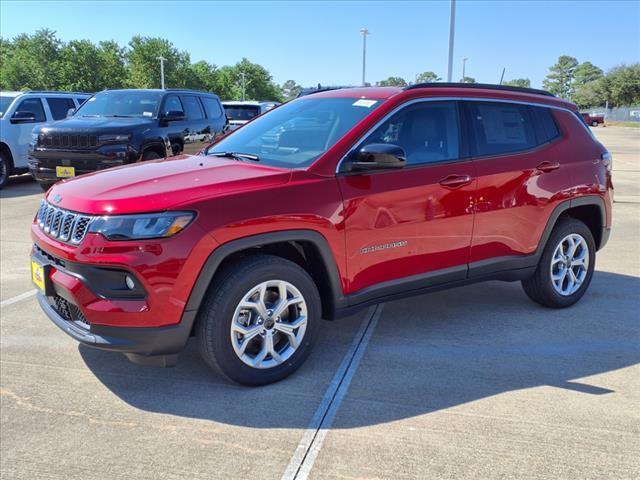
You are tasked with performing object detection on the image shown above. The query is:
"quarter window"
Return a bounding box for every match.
[15,98,46,122]
[360,101,460,166]
[46,97,75,120]
[468,102,536,156]
[181,96,204,120]
[531,106,560,143]
[201,97,223,118]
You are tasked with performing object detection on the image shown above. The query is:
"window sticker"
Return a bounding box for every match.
[88,97,96,102]
[352,99,378,108]
[143,111,153,117]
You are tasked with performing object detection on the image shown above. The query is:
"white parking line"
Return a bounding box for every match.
[281,303,383,480]
[0,289,37,308]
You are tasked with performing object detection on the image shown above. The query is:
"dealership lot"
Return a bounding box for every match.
[1,127,638,479]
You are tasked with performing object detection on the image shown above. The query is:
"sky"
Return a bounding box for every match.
[1,0,639,89]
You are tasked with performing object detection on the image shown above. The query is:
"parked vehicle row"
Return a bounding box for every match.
[581,111,605,126]
[222,101,279,131]
[30,83,612,386]
[0,91,90,188]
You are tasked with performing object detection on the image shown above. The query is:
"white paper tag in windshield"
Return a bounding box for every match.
[143,111,153,117]
[88,97,96,102]
[352,99,377,108]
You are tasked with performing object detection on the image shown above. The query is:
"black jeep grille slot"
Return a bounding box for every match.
[37,200,93,244]
[53,295,89,328]
[40,134,97,149]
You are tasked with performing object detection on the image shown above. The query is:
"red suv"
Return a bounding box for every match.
[31,84,612,385]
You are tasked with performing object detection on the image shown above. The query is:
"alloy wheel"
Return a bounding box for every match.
[230,280,308,369]
[550,233,589,296]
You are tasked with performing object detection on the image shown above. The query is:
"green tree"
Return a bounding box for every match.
[377,76,407,87]
[281,79,302,100]
[572,79,606,109]
[188,60,219,92]
[543,55,578,99]
[0,29,63,90]
[503,78,531,88]
[572,61,603,88]
[126,36,193,89]
[602,63,640,107]
[415,71,441,83]
[96,40,127,89]
[460,76,476,83]
[215,58,282,101]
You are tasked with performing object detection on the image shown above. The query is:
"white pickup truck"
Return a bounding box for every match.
[0,91,90,188]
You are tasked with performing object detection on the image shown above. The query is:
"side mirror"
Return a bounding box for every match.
[10,111,37,124]
[160,110,186,125]
[347,143,407,172]
[66,108,76,118]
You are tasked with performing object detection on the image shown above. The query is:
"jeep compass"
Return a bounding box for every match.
[31,83,612,385]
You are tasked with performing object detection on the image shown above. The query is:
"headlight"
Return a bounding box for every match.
[89,212,195,240]
[98,133,131,144]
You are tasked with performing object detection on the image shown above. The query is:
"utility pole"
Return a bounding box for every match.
[238,72,251,101]
[462,57,468,81]
[447,0,456,82]
[499,67,506,85]
[360,27,370,86]
[157,56,166,89]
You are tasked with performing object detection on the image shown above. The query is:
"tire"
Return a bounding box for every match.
[40,182,55,192]
[196,254,321,386]
[141,150,161,161]
[592,121,598,127]
[0,151,11,189]
[522,217,596,308]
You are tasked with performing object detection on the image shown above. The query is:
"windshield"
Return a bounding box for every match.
[75,91,163,118]
[0,95,17,118]
[209,97,383,168]
[224,105,261,121]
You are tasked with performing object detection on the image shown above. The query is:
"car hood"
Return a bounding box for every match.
[47,155,292,215]
[38,116,154,133]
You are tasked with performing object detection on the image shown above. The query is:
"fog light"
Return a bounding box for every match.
[125,275,135,290]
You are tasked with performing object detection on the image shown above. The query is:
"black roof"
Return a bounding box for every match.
[404,82,555,97]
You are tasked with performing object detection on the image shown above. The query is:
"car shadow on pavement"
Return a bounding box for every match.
[0,175,43,198]
[79,270,640,429]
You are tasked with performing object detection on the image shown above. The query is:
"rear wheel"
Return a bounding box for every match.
[592,120,599,127]
[522,217,596,308]
[196,255,321,386]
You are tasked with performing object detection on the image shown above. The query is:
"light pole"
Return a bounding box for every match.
[360,27,370,86]
[462,57,468,81]
[238,72,251,101]
[447,0,456,82]
[157,56,166,89]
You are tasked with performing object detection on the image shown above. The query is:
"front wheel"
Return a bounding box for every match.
[0,152,11,189]
[522,217,596,308]
[196,255,321,386]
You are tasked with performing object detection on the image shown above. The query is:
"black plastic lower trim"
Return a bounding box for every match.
[38,293,193,359]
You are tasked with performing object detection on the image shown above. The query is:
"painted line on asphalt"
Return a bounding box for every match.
[0,289,37,308]
[281,303,384,480]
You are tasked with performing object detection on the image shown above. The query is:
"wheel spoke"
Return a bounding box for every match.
[273,316,307,349]
[265,331,282,363]
[252,341,268,367]
[273,295,304,318]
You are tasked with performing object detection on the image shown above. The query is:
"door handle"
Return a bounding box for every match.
[439,174,473,188]
[536,161,560,173]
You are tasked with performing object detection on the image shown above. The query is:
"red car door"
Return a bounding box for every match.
[337,101,476,300]
[465,100,567,273]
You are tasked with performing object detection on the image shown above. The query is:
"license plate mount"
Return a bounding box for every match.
[56,166,75,178]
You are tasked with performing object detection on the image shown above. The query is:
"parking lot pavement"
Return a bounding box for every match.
[1,127,638,479]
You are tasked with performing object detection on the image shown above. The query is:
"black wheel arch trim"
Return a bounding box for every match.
[182,230,347,318]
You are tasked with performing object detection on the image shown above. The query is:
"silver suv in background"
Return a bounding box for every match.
[0,91,90,188]
[222,101,279,131]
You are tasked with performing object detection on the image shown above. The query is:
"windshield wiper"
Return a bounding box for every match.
[208,151,260,162]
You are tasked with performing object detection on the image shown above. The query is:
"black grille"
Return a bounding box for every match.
[37,200,93,244]
[39,133,97,149]
[53,295,89,328]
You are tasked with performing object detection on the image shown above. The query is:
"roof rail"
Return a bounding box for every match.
[404,82,555,97]
[20,90,92,95]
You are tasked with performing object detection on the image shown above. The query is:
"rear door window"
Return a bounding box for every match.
[468,101,536,156]
[201,97,223,118]
[15,98,46,122]
[46,97,76,120]
[180,95,204,120]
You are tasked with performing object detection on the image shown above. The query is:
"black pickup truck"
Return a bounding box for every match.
[29,89,227,190]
